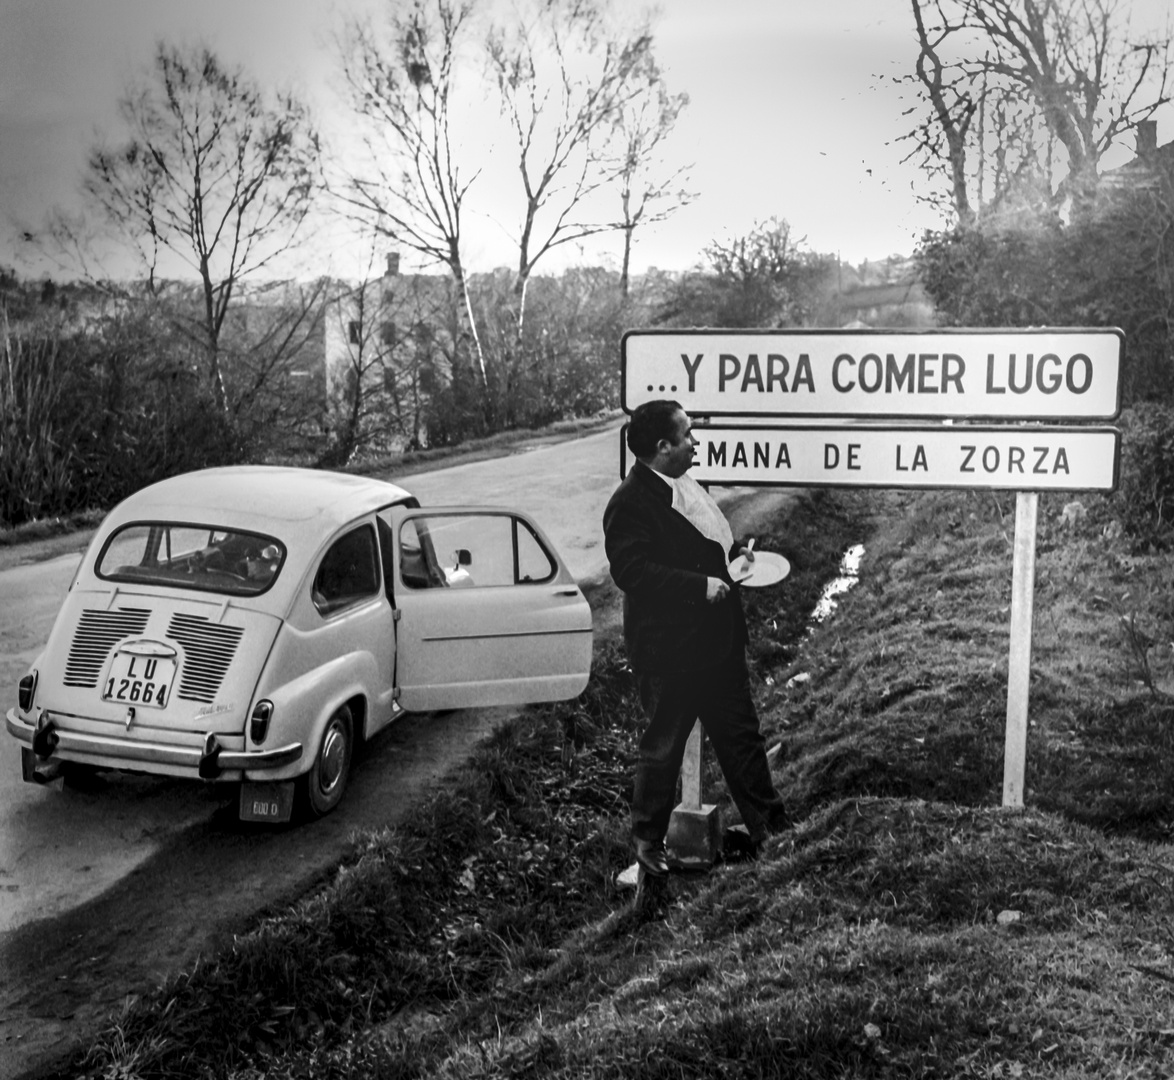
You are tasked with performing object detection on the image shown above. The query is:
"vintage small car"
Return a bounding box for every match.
[6,466,593,823]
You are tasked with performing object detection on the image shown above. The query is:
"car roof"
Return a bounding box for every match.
[82,467,419,617]
[103,466,415,535]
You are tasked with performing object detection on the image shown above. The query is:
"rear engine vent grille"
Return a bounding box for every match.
[64,608,151,687]
[168,613,244,704]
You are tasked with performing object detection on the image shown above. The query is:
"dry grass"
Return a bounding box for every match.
[54,485,1174,1080]
[772,489,1174,841]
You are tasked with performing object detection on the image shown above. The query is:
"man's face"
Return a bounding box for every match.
[659,410,698,478]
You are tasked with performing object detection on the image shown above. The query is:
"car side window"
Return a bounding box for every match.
[516,520,556,583]
[398,517,450,589]
[312,525,380,615]
[398,514,556,589]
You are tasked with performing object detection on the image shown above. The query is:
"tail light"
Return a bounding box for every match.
[250,700,274,745]
[18,671,38,713]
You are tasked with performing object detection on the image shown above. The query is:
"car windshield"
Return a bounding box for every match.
[96,522,286,597]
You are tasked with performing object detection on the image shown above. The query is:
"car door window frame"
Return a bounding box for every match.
[311,523,382,617]
[393,510,557,590]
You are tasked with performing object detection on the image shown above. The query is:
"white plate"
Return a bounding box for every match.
[729,551,790,588]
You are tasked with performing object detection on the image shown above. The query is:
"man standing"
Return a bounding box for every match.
[603,399,790,878]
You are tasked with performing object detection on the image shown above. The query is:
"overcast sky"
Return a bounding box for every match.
[1,0,1171,281]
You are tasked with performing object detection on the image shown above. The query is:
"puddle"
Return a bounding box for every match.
[782,545,865,688]
[809,543,864,624]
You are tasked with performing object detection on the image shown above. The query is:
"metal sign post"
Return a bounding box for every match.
[1003,492,1039,808]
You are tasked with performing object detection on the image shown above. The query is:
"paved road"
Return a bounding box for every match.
[397,425,622,584]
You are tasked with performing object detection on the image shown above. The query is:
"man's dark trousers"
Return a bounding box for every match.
[632,649,788,844]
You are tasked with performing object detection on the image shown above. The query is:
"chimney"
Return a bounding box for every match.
[1137,120,1158,157]
[385,251,400,277]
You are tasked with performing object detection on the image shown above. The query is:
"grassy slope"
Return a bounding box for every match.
[59,486,1174,1079]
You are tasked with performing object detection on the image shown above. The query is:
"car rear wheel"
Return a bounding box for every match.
[296,704,354,819]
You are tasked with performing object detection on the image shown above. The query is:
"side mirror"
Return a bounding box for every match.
[454,548,472,568]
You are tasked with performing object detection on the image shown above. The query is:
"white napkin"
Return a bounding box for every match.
[670,472,734,554]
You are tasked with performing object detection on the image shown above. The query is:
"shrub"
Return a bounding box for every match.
[1111,402,1174,547]
[0,303,242,528]
[916,191,1174,406]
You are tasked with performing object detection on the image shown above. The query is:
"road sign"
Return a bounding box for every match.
[622,328,1123,421]
[619,423,1121,492]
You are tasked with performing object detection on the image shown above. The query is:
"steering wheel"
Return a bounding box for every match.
[203,549,250,580]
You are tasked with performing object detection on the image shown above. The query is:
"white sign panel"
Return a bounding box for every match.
[622,328,1123,420]
[620,424,1120,492]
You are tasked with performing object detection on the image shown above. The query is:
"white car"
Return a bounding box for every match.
[6,466,593,823]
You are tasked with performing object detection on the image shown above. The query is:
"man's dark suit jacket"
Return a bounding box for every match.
[603,461,747,676]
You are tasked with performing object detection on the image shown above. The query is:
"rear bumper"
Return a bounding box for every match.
[6,708,302,776]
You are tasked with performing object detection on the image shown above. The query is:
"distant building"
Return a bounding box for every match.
[1099,119,1173,196]
[832,257,936,328]
[834,278,935,328]
[322,256,458,454]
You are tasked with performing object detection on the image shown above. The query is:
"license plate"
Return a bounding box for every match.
[102,652,177,708]
[240,781,294,823]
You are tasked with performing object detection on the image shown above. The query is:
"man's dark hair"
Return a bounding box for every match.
[627,400,683,460]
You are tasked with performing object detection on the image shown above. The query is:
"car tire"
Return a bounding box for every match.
[296,703,354,819]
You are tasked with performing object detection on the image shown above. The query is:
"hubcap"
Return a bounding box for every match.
[319,722,347,793]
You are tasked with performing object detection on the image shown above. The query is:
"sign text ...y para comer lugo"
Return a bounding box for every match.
[621,330,1123,420]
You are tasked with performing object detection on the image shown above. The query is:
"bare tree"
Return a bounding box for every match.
[903,0,1172,223]
[333,0,686,432]
[334,0,488,388]
[486,0,655,329]
[908,0,977,226]
[321,265,386,467]
[221,276,332,448]
[606,50,695,298]
[82,43,320,411]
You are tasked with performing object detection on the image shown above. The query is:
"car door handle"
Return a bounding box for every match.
[554,588,580,596]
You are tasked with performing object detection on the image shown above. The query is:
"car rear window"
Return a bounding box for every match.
[96,523,286,596]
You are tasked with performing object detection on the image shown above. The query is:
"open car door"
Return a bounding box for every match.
[382,506,593,711]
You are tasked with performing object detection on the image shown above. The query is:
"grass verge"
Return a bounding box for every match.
[50,485,1174,1078]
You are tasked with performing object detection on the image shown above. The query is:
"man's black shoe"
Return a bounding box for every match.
[722,824,761,861]
[633,837,670,877]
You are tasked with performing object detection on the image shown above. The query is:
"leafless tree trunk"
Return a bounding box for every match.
[607,50,694,299]
[910,0,976,227]
[334,0,488,390]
